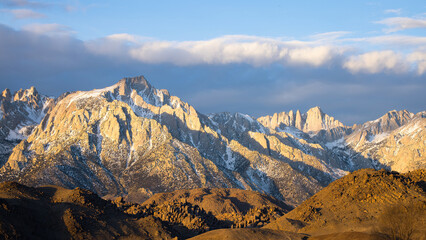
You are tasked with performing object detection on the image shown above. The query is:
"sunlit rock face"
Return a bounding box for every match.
[0,76,424,207]
[258,106,349,142]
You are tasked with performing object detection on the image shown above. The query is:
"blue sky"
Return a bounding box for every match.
[0,0,425,124]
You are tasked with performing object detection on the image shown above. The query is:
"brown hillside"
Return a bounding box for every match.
[309,232,388,240]
[265,169,426,236]
[0,181,174,240]
[187,228,308,240]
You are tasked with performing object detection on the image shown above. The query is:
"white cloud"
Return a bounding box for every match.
[22,23,73,36]
[106,33,141,43]
[408,52,426,75]
[88,35,344,67]
[287,46,339,67]
[376,17,426,33]
[83,34,426,75]
[343,50,409,74]
[384,9,401,15]
[2,8,45,19]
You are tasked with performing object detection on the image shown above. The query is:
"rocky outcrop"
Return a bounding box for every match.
[141,188,291,229]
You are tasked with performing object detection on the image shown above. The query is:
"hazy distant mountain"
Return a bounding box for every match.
[0,76,424,207]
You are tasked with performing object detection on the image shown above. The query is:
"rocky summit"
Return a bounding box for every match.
[0,76,425,208]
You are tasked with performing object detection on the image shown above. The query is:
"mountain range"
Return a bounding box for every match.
[0,76,424,207]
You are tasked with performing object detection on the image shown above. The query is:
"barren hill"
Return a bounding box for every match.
[266,168,426,236]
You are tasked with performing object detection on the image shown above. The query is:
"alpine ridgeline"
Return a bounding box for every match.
[0,76,424,206]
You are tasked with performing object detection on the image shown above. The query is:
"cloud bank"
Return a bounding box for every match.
[0,23,425,124]
[84,33,425,75]
[343,51,408,74]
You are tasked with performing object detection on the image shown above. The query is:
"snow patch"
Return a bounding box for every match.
[279,126,303,138]
[67,85,116,107]
[224,146,236,170]
[325,137,345,149]
[368,132,389,143]
[398,122,422,135]
[246,168,271,193]
[6,129,25,141]
[238,113,254,123]
[329,167,348,178]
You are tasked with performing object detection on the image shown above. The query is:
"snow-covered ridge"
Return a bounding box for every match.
[64,77,192,117]
[66,85,117,107]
